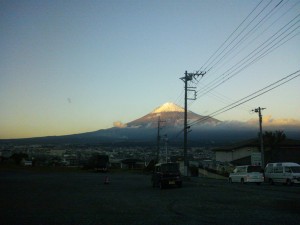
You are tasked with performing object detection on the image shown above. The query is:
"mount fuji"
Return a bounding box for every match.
[79,102,223,144]
[126,102,219,128]
[1,102,299,145]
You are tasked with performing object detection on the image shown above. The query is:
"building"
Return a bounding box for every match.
[213,139,259,165]
[266,139,300,164]
[212,138,300,166]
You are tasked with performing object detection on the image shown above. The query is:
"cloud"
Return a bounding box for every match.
[246,115,300,126]
[113,121,127,128]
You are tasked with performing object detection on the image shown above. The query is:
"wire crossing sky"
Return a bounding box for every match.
[1,0,299,139]
[189,69,300,127]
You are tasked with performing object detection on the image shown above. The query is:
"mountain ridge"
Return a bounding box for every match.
[1,102,299,145]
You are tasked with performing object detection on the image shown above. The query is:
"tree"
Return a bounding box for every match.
[11,153,28,165]
[263,130,286,162]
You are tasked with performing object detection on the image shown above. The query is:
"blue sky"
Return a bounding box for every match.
[1,0,300,138]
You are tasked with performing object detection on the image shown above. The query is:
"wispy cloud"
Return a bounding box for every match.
[247,115,300,126]
[113,121,127,128]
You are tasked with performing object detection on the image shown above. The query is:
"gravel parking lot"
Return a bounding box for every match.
[1,170,300,225]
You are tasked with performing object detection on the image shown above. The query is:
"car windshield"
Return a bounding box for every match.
[290,166,300,173]
[247,166,262,173]
[161,163,179,172]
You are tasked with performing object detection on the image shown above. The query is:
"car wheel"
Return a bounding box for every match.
[256,182,261,185]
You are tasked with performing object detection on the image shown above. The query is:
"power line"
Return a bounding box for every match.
[204,0,276,73]
[169,1,300,142]
[189,69,300,127]
[181,1,299,115]
[199,0,264,72]
[169,67,300,142]
[194,1,299,100]
[197,13,300,98]
[211,0,299,76]
[206,0,285,75]
[180,1,299,120]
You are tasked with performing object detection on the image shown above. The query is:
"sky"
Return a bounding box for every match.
[1,0,300,139]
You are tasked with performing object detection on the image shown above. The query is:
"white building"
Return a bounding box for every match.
[213,139,259,164]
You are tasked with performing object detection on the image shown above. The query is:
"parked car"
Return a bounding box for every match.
[151,162,182,189]
[229,165,264,185]
[264,162,300,185]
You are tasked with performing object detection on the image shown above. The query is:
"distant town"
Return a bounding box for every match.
[0,143,214,170]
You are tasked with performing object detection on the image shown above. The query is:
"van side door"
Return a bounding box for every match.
[231,168,238,182]
[283,166,292,181]
[273,166,284,182]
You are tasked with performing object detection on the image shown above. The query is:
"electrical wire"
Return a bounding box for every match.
[187,0,299,116]
[189,70,300,127]
[196,1,299,97]
[197,13,300,98]
[199,0,264,72]
[211,0,298,75]
[169,69,299,142]
[206,0,286,75]
[204,0,275,73]
[168,1,300,141]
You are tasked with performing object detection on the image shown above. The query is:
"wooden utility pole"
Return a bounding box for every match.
[253,107,266,167]
[180,70,205,176]
[156,117,165,163]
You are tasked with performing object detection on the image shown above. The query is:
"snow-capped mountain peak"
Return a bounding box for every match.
[151,102,184,113]
[126,102,220,129]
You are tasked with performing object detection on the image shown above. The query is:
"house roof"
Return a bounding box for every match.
[212,139,259,152]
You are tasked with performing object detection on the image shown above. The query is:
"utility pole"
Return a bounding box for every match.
[156,117,166,163]
[180,70,206,176]
[253,107,266,168]
[163,134,168,163]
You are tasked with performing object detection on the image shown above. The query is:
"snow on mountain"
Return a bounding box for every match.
[126,102,220,128]
[151,102,184,113]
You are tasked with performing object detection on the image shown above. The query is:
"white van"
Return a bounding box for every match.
[229,165,264,185]
[264,162,300,185]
